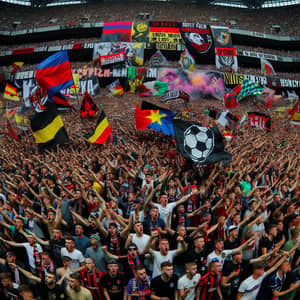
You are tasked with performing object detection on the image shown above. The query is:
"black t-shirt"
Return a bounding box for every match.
[101,271,126,300]
[151,274,178,300]
[49,238,65,267]
[258,236,274,256]
[222,261,243,296]
[185,248,208,276]
[38,276,67,300]
[224,238,240,250]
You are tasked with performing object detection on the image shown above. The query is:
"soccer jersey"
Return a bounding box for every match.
[238,273,266,300]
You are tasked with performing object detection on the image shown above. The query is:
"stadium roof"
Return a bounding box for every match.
[0,0,300,8]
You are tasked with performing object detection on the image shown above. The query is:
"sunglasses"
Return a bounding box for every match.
[128,248,137,251]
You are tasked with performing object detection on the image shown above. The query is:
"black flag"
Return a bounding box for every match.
[174,120,232,165]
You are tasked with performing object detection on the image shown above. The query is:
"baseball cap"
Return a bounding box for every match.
[6,251,16,257]
[90,234,100,241]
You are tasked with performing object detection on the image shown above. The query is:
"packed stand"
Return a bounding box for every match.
[0,92,299,300]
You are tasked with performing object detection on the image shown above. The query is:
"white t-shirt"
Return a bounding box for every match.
[22,242,43,270]
[154,202,177,225]
[131,233,150,253]
[152,250,177,278]
[61,248,85,270]
[177,273,201,300]
[238,273,266,300]
[206,249,233,268]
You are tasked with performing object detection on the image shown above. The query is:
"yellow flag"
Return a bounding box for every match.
[70,73,80,95]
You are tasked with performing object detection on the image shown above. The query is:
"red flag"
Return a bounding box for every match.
[80,91,98,117]
[5,121,19,141]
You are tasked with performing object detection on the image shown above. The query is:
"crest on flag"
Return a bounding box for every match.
[179,49,196,71]
[29,86,48,113]
[80,91,98,117]
[149,50,168,67]
[261,58,276,75]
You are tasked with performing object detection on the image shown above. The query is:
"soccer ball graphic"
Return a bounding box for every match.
[183,125,214,162]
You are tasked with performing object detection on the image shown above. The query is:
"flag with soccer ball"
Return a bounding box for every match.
[174,120,232,165]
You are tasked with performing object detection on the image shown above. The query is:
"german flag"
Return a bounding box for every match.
[4,83,20,101]
[30,104,69,151]
[86,111,111,144]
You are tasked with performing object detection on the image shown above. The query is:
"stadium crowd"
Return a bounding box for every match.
[1,2,300,300]
[0,91,300,300]
[0,2,300,36]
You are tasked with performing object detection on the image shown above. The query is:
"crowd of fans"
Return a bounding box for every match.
[0,2,300,36]
[1,2,300,300]
[0,91,299,300]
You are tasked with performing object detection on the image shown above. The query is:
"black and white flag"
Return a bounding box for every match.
[174,120,232,164]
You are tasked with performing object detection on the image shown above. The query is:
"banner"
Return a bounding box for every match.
[148,50,168,67]
[247,111,271,130]
[93,42,144,66]
[131,21,149,42]
[157,68,225,100]
[162,90,190,102]
[100,50,126,68]
[211,26,232,48]
[149,21,183,50]
[180,22,213,55]
[215,47,238,72]
[101,22,132,42]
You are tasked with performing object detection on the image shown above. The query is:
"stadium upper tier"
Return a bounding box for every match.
[0,2,299,36]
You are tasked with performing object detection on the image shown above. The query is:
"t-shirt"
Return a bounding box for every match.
[73,235,90,254]
[260,271,285,300]
[238,273,266,300]
[66,286,93,300]
[151,274,178,300]
[152,250,177,278]
[222,261,243,296]
[154,202,177,225]
[60,248,85,270]
[177,273,201,300]
[240,181,251,196]
[185,248,208,276]
[131,234,150,253]
[206,250,233,268]
[85,246,107,272]
[101,272,126,300]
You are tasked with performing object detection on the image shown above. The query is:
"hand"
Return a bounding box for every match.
[101,246,108,252]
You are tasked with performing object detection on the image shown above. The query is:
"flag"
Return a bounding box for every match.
[135,105,175,136]
[5,120,20,141]
[85,110,111,144]
[162,90,190,103]
[127,67,146,93]
[174,120,232,164]
[288,101,300,125]
[80,91,98,117]
[52,92,72,110]
[148,50,168,67]
[101,22,132,42]
[35,51,74,98]
[137,81,168,97]
[9,62,24,73]
[4,83,20,101]
[216,110,239,129]
[69,73,80,95]
[106,80,124,95]
[5,107,18,119]
[237,79,264,101]
[30,104,69,151]
[29,86,48,113]
[261,58,276,75]
[179,49,195,71]
[247,111,272,130]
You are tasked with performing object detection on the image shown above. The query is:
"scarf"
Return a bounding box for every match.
[33,243,41,267]
[128,254,142,270]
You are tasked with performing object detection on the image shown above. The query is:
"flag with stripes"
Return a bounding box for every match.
[4,83,20,101]
[101,22,132,42]
[85,111,112,144]
[30,104,69,151]
[237,79,264,101]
